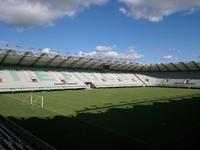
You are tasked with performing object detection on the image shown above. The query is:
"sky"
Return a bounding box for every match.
[0,0,200,64]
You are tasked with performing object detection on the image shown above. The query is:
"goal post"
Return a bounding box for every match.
[24,94,44,108]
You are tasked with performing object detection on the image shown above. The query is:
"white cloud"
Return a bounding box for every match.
[161,55,177,60]
[1,0,198,31]
[79,45,143,60]
[123,47,144,59]
[119,7,128,14]
[0,41,9,47]
[158,48,181,53]
[0,41,6,45]
[42,48,51,54]
[41,48,59,55]
[118,0,200,22]
[167,48,181,53]
[185,7,198,15]
[0,0,107,30]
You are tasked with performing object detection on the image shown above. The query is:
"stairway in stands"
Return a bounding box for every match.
[134,74,147,86]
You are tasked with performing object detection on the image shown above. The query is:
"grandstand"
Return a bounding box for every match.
[0,48,200,150]
[0,49,200,92]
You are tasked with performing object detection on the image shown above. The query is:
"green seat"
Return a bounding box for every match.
[34,71,54,81]
[9,70,20,81]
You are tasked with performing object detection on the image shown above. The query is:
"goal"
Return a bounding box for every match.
[23,94,44,108]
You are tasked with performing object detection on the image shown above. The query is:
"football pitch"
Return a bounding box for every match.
[0,87,200,149]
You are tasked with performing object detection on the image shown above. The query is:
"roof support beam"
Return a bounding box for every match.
[89,60,102,68]
[111,62,127,70]
[118,63,129,70]
[109,62,119,69]
[135,65,145,72]
[156,64,161,71]
[44,55,61,67]
[31,54,46,66]
[192,61,200,70]
[96,61,111,70]
[16,52,31,65]
[66,57,84,68]
[161,63,171,71]
[0,51,11,64]
[180,62,190,71]
[121,63,133,70]
[82,59,97,68]
[56,56,72,67]
[148,65,152,71]
[170,63,181,71]
[91,60,105,69]
[129,64,139,71]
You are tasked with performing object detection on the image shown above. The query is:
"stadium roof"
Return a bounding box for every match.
[0,49,200,72]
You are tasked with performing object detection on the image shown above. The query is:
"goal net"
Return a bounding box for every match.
[23,94,44,108]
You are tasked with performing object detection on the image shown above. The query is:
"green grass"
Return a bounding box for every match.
[0,87,200,149]
[1,87,200,117]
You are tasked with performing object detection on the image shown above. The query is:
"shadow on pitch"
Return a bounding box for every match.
[6,95,200,150]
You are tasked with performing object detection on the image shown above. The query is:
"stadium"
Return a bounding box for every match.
[0,48,200,150]
[0,1,200,150]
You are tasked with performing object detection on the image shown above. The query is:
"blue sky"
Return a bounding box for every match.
[0,0,200,64]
